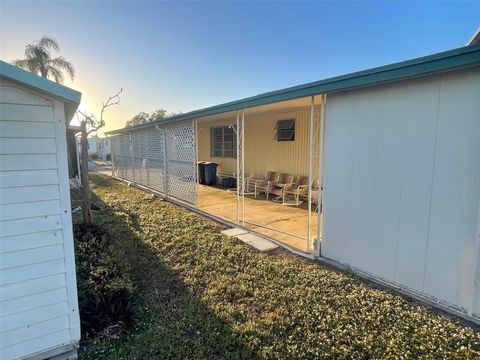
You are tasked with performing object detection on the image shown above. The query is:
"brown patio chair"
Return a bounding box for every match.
[281,175,310,205]
[267,173,295,200]
[246,171,279,198]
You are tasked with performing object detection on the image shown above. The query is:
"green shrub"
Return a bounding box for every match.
[73,223,138,336]
[91,152,98,159]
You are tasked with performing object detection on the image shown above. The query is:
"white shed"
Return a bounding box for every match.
[0,61,81,359]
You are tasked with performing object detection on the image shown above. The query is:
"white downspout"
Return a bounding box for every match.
[317,94,327,257]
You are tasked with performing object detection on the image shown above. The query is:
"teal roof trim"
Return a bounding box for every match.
[106,44,480,135]
[0,60,81,105]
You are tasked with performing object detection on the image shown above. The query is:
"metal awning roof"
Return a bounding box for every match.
[107,44,480,135]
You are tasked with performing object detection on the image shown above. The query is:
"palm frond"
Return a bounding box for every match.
[14,36,73,82]
[12,59,30,69]
[12,58,38,73]
[50,57,75,80]
[48,66,64,84]
[38,36,59,52]
[25,44,50,65]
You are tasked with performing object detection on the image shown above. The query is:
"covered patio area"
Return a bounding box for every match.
[195,95,326,254]
[197,184,319,252]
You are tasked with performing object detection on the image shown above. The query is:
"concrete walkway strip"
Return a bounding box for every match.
[221,227,249,237]
[236,233,279,252]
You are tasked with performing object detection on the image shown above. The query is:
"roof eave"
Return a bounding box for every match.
[0,60,81,106]
[467,27,480,46]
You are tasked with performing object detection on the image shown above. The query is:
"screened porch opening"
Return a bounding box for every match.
[195,96,325,253]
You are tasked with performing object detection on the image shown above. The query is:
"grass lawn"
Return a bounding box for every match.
[76,175,480,359]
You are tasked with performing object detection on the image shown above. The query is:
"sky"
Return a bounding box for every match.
[1,1,479,136]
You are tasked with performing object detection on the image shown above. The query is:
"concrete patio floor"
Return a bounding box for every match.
[197,184,319,252]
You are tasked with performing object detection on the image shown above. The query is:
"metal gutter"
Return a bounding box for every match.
[107,44,480,135]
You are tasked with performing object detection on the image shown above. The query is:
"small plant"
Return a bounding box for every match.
[90,152,98,159]
[73,223,138,336]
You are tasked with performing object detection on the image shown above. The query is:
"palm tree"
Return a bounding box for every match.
[12,36,75,84]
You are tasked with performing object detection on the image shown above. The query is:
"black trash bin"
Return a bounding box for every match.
[203,162,218,185]
[197,162,206,184]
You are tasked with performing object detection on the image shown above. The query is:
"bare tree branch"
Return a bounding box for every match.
[100,88,123,128]
[75,89,123,224]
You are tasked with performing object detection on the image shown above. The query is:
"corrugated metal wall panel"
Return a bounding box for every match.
[323,67,480,317]
[197,106,320,178]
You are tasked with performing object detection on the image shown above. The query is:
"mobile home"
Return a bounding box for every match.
[106,43,480,323]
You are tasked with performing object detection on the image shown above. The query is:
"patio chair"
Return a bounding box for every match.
[310,188,323,213]
[281,175,309,206]
[246,171,279,198]
[267,173,295,200]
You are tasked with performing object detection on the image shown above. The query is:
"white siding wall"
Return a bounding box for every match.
[322,67,480,318]
[0,81,80,359]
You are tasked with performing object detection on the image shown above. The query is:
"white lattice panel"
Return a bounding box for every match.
[109,122,196,204]
[110,135,122,177]
[147,129,166,193]
[122,134,133,182]
[164,120,196,204]
[132,130,148,186]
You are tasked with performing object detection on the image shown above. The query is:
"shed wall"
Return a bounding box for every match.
[0,80,80,359]
[322,67,480,316]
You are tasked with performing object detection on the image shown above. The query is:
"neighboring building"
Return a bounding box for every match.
[96,137,111,160]
[76,136,111,160]
[107,42,480,323]
[0,61,81,359]
[87,136,97,155]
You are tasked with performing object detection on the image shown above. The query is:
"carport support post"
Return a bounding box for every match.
[307,96,315,253]
[241,109,245,227]
[236,111,240,224]
[317,94,327,257]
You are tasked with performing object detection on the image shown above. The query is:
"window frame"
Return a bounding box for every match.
[210,126,237,158]
[275,119,295,142]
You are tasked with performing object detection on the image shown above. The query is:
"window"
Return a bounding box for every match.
[275,119,295,141]
[210,126,237,158]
